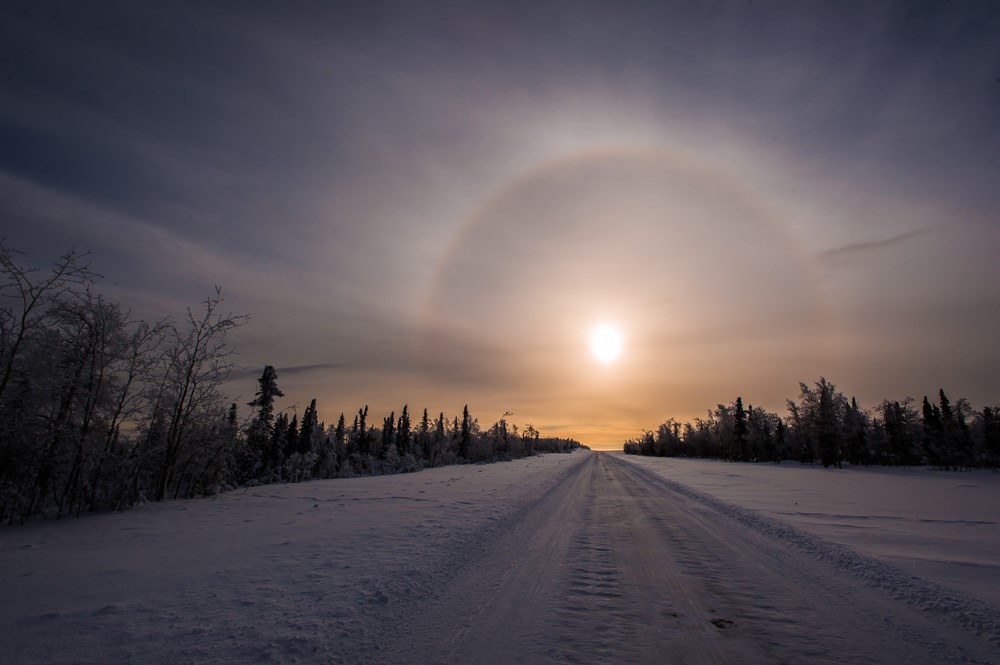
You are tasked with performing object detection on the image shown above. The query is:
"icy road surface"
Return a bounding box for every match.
[2,451,998,664]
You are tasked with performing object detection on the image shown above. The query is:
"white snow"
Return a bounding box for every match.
[0,454,585,664]
[3,450,999,664]
[612,453,1000,608]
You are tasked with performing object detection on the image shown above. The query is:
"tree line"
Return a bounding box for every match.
[237,365,580,490]
[0,245,579,524]
[623,377,1000,470]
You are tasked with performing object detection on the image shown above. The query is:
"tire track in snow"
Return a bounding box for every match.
[545,462,632,664]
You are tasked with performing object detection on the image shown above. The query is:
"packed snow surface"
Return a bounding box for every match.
[2,451,998,664]
[613,453,1000,608]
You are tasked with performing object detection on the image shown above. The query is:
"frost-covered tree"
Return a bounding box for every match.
[147,289,246,502]
[523,423,539,455]
[0,244,96,406]
[746,405,779,463]
[788,378,847,468]
[247,366,283,441]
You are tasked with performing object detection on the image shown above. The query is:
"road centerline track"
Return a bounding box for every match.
[378,452,998,665]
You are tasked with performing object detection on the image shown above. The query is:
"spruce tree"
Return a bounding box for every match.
[433,412,446,465]
[939,389,954,422]
[419,408,431,461]
[733,396,748,461]
[381,412,395,460]
[922,396,942,431]
[844,397,870,466]
[459,405,471,459]
[347,413,359,459]
[284,414,299,460]
[396,405,411,458]
[356,406,369,457]
[937,390,959,468]
[299,398,318,455]
[248,366,284,433]
[267,412,289,472]
[247,366,284,466]
[334,413,347,469]
[922,395,943,466]
[774,419,786,463]
[982,407,1000,467]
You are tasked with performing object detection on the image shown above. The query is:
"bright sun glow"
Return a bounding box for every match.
[590,324,623,363]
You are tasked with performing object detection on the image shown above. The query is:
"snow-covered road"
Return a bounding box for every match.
[380,453,998,665]
[2,451,997,664]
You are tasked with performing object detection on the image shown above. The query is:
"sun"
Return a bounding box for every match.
[590,324,623,363]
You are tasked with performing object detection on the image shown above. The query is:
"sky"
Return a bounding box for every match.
[2,1,999,449]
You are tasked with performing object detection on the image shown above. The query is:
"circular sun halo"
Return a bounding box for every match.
[590,325,623,364]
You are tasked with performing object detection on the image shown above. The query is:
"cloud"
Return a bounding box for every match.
[819,227,935,265]
[228,363,352,382]
[3,0,999,444]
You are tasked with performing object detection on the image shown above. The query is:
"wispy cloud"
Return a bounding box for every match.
[820,227,935,264]
[276,363,353,377]
[228,363,352,381]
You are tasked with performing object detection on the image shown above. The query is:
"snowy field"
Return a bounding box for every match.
[2,450,999,664]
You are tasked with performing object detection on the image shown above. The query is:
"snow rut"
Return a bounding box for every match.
[546,486,629,664]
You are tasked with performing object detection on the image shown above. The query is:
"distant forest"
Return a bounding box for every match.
[0,245,579,524]
[624,379,1000,470]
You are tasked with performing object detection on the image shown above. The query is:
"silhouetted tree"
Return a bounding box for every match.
[876,399,919,465]
[284,414,299,461]
[356,406,369,457]
[459,405,471,459]
[978,406,1000,468]
[266,412,289,474]
[844,397,871,466]
[396,404,411,458]
[380,411,395,460]
[418,407,431,461]
[774,419,787,463]
[746,405,778,462]
[149,290,246,501]
[432,411,447,466]
[247,365,284,467]
[733,396,748,461]
[789,378,846,468]
[298,398,318,455]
